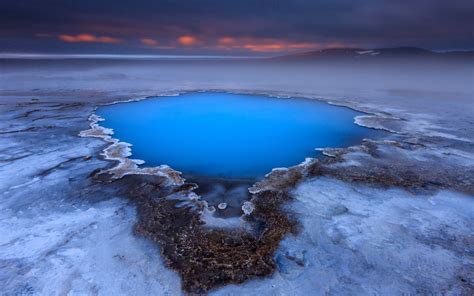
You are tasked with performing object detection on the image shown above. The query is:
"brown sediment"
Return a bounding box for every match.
[111,173,297,294]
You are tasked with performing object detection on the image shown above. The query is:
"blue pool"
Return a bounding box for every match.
[96,92,376,178]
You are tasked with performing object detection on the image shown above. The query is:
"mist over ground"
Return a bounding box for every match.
[1,58,471,103]
[2,56,473,136]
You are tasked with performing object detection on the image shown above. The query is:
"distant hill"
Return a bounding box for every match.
[272,47,474,61]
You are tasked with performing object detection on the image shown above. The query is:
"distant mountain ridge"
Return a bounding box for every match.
[273,47,474,60]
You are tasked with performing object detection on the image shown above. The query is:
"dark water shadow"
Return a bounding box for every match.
[184,174,256,218]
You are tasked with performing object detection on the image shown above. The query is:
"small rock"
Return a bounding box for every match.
[217,202,227,210]
[242,201,255,215]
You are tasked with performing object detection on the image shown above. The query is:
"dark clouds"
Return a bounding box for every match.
[1,0,473,54]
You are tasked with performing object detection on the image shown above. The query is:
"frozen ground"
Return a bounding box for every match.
[216,179,473,295]
[0,102,182,295]
[0,58,473,295]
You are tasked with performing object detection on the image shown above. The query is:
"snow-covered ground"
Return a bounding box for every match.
[0,58,473,295]
[216,178,473,295]
[0,102,182,295]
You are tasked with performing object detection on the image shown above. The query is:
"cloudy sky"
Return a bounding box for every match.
[1,0,473,55]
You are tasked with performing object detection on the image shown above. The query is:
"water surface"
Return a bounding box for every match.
[97,92,376,178]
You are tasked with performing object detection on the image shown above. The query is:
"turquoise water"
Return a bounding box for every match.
[97,92,375,179]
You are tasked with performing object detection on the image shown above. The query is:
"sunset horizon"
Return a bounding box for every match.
[3,1,473,55]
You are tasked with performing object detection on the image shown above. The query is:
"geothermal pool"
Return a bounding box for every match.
[96,92,376,178]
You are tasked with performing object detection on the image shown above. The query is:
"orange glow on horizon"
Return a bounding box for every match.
[216,36,332,52]
[218,37,236,45]
[178,35,197,46]
[243,43,285,52]
[56,32,350,53]
[141,38,159,46]
[58,33,121,44]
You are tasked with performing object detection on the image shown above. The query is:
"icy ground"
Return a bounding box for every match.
[216,179,473,295]
[0,102,182,295]
[0,58,473,295]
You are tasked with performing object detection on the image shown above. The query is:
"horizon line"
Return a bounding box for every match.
[1,47,472,60]
[0,53,264,60]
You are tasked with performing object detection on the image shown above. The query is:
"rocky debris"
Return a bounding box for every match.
[241,201,254,215]
[112,173,296,294]
[250,166,303,194]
